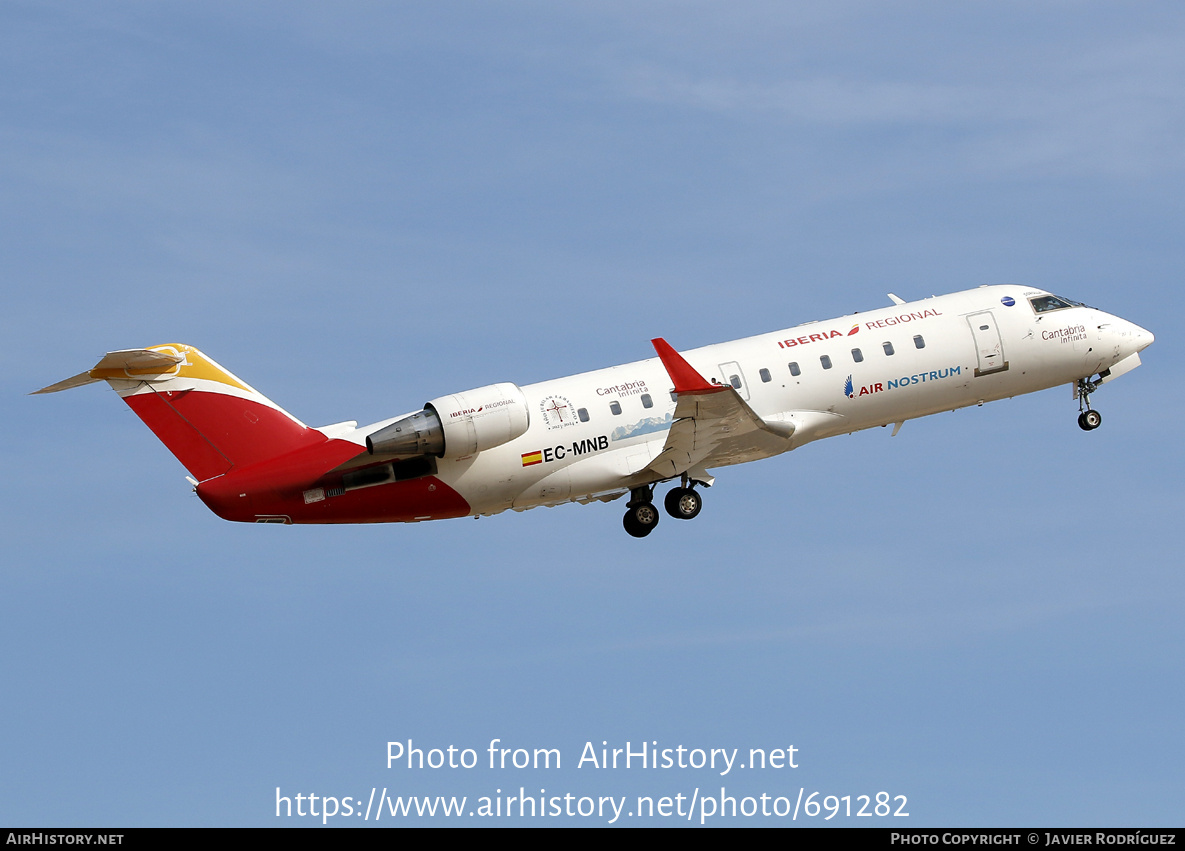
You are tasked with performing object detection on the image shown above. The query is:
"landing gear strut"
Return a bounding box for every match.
[622,485,660,538]
[1076,377,1103,431]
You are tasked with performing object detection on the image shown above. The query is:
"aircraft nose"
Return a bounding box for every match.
[1132,323,1155,352]
[1111,318,1154,357]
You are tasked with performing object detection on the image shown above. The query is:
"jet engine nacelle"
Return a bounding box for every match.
[366,382,530,458]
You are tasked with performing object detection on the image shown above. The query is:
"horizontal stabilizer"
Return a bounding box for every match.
[32,349,185,394]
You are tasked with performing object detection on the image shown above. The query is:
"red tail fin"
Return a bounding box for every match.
[38,345,326,481]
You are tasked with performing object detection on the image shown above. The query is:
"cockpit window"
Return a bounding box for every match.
[1029,294,1086,314]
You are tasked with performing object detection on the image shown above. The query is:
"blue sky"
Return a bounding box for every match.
[2,2,1182,826]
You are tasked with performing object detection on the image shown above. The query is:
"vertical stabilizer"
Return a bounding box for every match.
[35,345,326,482]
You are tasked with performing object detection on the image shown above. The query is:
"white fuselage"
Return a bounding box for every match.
[389,285,1151,517]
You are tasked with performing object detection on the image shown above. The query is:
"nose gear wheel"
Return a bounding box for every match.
[1076,377,1103,431]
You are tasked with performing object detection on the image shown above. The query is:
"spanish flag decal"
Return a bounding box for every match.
[521,450,543,467]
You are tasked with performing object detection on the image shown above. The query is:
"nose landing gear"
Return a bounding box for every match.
[1078,409,1102,430]
[1076,377,1103,431]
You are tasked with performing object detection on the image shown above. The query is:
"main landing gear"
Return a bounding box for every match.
[622,479,706,537]
[623,486,660,538]
[1076,377,1103,432]
[664,485,702,520]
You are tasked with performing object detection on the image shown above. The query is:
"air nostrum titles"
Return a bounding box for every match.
[846,366,962,399]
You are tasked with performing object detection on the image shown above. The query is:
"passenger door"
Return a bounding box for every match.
[967,311,1009,377]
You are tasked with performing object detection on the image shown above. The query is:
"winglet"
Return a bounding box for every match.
[651,338,730,395]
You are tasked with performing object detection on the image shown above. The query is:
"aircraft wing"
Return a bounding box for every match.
[645,338,797,480]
